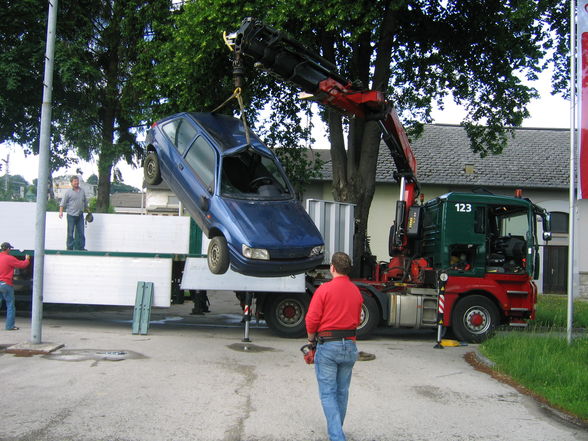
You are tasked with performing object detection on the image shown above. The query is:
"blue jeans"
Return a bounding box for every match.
[0,282,16,329]
[314,339,358,441]
[67,213,85,250]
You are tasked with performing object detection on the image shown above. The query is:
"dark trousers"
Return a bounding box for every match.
[66,213,85,250]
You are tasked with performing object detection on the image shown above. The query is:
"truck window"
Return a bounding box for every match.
[499,211,528,236]
[474,206,485,234]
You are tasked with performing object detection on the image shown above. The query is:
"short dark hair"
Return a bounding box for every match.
[331,252,352,275]
[70,175,79,183]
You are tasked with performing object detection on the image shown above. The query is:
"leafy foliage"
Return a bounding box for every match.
[0,1,570,258]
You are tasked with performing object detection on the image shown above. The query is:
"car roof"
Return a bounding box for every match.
[157,112,273,157]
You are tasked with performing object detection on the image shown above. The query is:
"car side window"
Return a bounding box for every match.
[162,118,198,155]
[184,136,216,191]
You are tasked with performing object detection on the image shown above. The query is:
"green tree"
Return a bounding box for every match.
[0,0,172,212]
[55,0,172,211]
[0,1,78,173]
[136,0,568,263]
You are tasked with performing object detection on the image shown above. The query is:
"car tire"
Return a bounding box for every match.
[144,151,162,185]
[357,292,380,339]
[451,295,500,343]
[264,293,309,338]
[207,236,230,274]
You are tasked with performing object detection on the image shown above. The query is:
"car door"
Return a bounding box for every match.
[160,116,198,204]
[179,133,217,232]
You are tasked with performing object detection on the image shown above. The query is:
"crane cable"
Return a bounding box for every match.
[211,88,251,146]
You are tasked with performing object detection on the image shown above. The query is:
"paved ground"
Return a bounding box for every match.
[1,291,586,441]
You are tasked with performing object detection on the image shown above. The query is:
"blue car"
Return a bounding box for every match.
[144,112,325,277]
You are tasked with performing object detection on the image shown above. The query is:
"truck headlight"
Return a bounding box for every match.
[309,245,325,257]
[242,245,270,260]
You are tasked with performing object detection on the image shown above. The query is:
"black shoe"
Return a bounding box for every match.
[7,327,19,331]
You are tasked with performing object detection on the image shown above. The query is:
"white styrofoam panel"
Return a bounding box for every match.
[0,202,37,250]
[53,212,190,253]
[0,202,190,254]
[180,257,305,292]
[43,255,172,306]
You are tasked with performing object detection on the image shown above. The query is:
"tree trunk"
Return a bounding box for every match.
[96,154,113,212]
[324,7,398,272]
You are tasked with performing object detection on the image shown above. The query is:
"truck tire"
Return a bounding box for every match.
[451,295,500,343]
[207,236,230,274]
[144,151,162,185]
[264,294,309,338]
[357,292,379,339]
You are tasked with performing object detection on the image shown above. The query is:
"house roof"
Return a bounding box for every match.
[316,124,570,190]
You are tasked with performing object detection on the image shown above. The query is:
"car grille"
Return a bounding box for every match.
[268,247,314,260]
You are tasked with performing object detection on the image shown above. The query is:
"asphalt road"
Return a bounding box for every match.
[1,291,586,441]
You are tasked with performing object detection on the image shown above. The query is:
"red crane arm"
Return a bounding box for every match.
[226,17,417,182]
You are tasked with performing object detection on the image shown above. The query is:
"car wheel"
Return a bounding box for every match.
[144,151,162,185]
[207,236,230,274]
[357,292,380,339]
[451,295,500,343]
[264,293,309,338]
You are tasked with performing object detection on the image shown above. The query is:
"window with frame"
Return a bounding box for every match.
[162,118,198,155]
[550,211,568,234]
[184,136,216,191]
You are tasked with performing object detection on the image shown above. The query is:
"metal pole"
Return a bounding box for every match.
[567,0,579,345]
[242,292,253,344]
[31,0,58,344]
[568,0,578,345]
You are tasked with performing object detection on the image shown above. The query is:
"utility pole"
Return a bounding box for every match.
[2,154,8,193]
[31,0,58,344]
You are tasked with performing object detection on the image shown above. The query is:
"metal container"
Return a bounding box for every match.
[306,199,355,264]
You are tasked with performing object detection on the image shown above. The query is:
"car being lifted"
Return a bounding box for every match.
[143,112,325,277]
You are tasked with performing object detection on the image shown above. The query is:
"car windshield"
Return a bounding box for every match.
[220,149,292,200]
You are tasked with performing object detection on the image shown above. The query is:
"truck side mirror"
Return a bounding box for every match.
[543,231,552,242]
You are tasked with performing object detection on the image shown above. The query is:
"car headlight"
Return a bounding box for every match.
[242,244,270,260]
[309,245,325,257]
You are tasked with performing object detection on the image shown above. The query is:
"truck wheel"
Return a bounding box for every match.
[207,236,230,274]
[452,295,500,343]
[144,151,162,185]
[357,292,379,339]
[264,294,309,338]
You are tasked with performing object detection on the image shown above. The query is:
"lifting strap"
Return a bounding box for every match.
[211,87,251,146]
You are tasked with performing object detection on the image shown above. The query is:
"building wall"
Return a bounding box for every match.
[53,176,96,200]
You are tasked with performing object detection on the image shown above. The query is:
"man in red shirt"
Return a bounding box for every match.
[306,252,363,441]
[0,242,31,331]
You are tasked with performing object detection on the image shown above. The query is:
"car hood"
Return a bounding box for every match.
[218,198,324,249]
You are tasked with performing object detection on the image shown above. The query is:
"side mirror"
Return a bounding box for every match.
[199,196,210,212]
[543,231,552,242]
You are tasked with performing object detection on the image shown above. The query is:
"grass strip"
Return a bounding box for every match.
[481,332,588,421]
[532,295,588,328]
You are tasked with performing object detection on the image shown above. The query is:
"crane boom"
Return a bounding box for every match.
[225,17,419,251]
[226,17,417,180]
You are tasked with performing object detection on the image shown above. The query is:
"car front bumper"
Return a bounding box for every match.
[228,248,324,277]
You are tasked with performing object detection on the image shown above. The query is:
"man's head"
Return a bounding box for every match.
[330,252,352,276]
[1,242,14,252]
[70,176,80,188]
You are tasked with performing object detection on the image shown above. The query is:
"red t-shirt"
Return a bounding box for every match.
[306,275,363,337]
[0,252,30,286]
